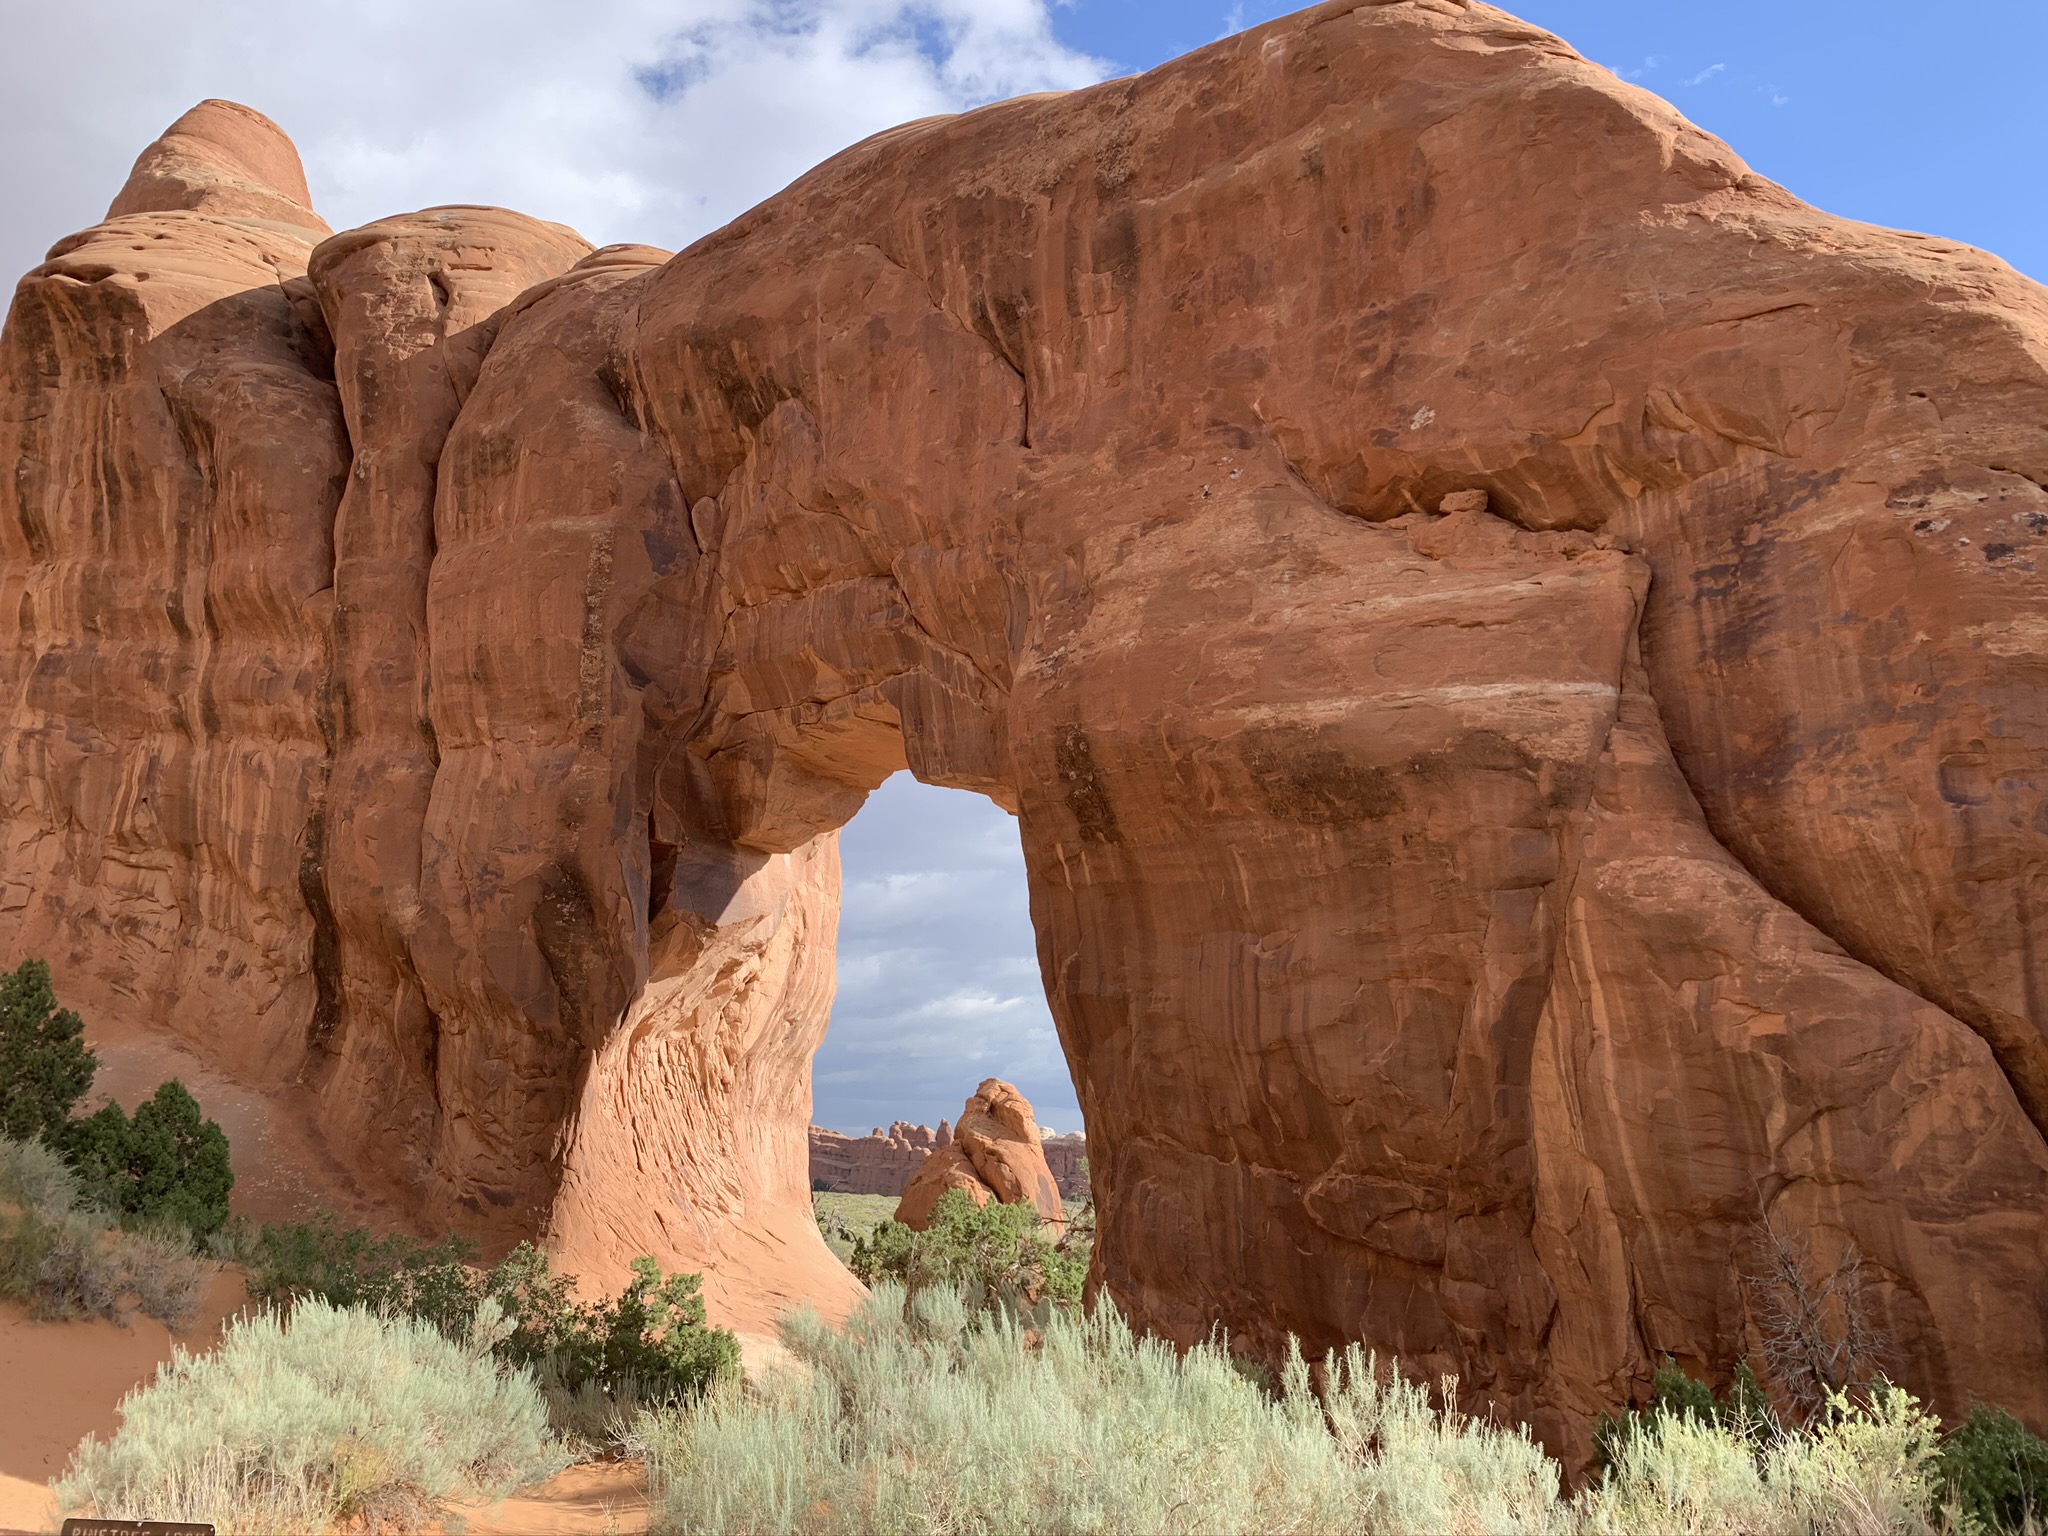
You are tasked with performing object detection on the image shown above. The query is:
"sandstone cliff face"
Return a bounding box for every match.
[0,102,345,1087]
[306,208,592,1207]
[1041,1134,1088,1200]
[6,1,2048,1457]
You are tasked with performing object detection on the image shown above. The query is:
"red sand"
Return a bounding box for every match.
[0,1269,247,1534]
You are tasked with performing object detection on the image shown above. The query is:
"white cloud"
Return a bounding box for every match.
[1683,62,1726,87]
[821,774,1078,1135]
[0,0,1105,280]
[0,7,1094,1138]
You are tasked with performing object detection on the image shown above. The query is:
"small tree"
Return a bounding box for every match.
[1939,1402,2048,1532]
[1744,1217,1890,1425]
[0,958,98,1143]
[60,1080,233,1237]
[851,1189,1084,1312]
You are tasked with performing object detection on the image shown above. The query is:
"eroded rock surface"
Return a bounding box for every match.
[6,1,2048,1457]
[896,1079,1065,1230]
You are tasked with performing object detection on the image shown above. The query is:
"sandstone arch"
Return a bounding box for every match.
[5,2,2048,1459]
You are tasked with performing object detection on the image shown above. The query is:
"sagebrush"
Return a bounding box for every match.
[58,1299,568,1534]
[634,1283,2030,1536]
[241,1213,739,1441]
[637,1283,1568,1536]
[0,1134,213,1327]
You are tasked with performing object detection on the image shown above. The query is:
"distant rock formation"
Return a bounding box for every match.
[809,1118,1089,1199]
[1040,1133,1088,1201]
[809,1119,952,1195]
[896,1080,1064,1231]
[8,2,2048,1462]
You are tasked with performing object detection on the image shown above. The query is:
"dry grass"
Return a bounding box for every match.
[0,1135,214,1327]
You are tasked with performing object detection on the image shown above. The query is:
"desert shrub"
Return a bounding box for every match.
[0,960,235,1245]
[846,1208,914,1283]
[0,957,98,1143]
[32,1211,213,1329]
[638,1284,1998,1536]
[243,1214,737,1440]
[0,1133,212,1326]
[0,1201,53,1302]
[57,1078,234,1238]
[636,1283,1567,1536]
[1765,1384,1944,1534]
[1939,1402,2048,1533]
[240,1212,482,1333]
[57,1298,568,1534]
[2,1204,212,1327]
[849,1187,1085,1313]
[1580,1406,1777,1536]
[494,1250,738,1401]
[1582,1383,1946,1536]
[534,1359,678,1452]
[118,1224,216,1329]
[0,1130,79,1213]
[1593,1356,1775,1472]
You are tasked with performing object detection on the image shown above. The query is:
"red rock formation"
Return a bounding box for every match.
[6,2,2048,1458]
[809,1120,950,1195]
[896,1079,1065,1230]
[1040,1134,1088,1201]
[0,102,345,1087]
[306,208,593,1210]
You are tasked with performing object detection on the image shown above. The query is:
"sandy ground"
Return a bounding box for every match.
[0,1262,655,1536]
[452,1461,652,1535]
[0,1269,247,1534]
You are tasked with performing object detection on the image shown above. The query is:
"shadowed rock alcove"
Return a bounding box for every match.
[6,2,2048,1462]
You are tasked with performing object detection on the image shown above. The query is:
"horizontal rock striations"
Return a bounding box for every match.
[5,0,2048,1458]
[809,1120,951,1195]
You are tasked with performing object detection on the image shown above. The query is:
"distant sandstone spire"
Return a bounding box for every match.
[895,1080,1065,1232]
[106,98,328,233]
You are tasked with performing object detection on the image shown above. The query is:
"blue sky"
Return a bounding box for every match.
[5,0,2040,1136]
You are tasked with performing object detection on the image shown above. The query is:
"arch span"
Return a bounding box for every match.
[6,5,2048,1460]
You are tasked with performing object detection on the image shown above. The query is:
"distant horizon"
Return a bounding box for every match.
[806,1122,1089,1146]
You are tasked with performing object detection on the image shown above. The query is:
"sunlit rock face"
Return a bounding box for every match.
[894,1079,1065,1232]
[7,1,2048,1459]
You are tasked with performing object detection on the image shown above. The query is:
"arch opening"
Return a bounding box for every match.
[817,770,1080,1140]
